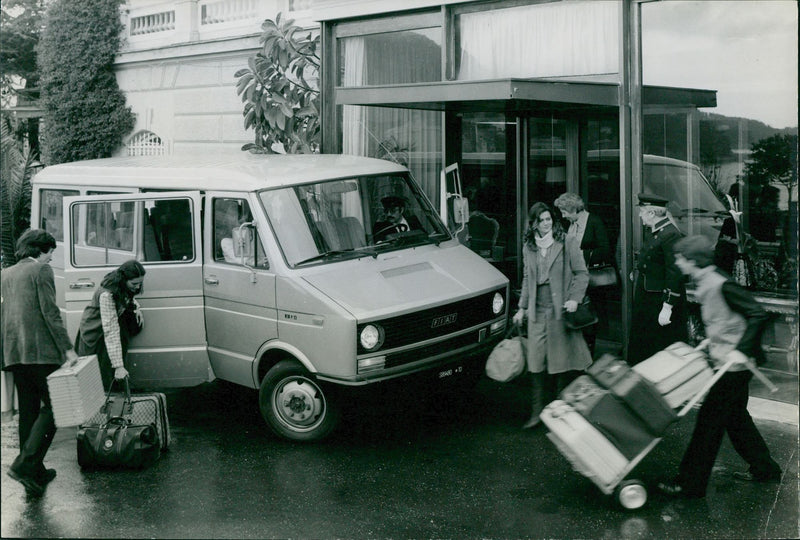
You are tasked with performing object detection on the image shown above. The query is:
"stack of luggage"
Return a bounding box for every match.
[541,342,713,491]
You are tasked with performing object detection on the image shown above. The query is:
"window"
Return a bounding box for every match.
[70,197,195,267]
[126,130,167,156]
[40,189,79,242]
[212,198,268,268]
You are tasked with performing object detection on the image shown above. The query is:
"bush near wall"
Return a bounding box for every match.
[37,0,134,165]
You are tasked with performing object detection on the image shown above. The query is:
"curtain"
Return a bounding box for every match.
[457,1,619,80]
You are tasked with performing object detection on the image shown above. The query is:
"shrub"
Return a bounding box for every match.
[37,0,134,164]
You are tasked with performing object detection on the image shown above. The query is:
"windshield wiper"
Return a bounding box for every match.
[295,247,378,266]
[294,249,355,266]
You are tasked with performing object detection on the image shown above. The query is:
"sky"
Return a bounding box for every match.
[641,0,798,129]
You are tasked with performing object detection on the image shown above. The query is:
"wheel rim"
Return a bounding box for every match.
[272,376,326,432]
[618,482,647,510]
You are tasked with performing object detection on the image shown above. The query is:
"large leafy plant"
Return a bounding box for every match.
[235,13,320,154]
[0,116,36,266]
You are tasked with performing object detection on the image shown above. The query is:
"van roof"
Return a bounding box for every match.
[32,153,407,191]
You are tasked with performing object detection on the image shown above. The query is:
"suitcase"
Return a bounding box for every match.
[587,355,676,434]
[561,376,656,459]
[633,342,714,409]
[83,388,170,451]
[46,355,105,427]
[77,416,160,470]
[540,400,629,487]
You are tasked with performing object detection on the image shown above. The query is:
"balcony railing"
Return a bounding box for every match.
[130,10,176,36]
[201,0,259,26]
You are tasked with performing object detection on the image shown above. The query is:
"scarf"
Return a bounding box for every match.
[534,230,554,257]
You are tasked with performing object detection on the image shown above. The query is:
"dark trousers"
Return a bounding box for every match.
[627,285,688,365]
[676,371,781,495]
[10,364,60,475]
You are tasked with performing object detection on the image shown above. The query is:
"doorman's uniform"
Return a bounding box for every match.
[627,218,688,364]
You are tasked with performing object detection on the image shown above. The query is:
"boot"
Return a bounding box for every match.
[522,372,545,429]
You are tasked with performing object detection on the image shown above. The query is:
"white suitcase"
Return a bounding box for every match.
[541,400,630,488]
[633,342,714,408]
[46,355,105,428]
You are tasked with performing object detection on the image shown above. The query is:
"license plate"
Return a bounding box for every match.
[437,365,464,379]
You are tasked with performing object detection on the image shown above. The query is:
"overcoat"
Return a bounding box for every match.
[1,259,73,369]
[518,236,591,373]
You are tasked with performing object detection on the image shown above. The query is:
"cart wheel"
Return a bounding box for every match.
[616,480,647,510]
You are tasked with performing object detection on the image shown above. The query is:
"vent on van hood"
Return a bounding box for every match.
[380,262,432,279]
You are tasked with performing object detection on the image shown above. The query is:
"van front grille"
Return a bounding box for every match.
[356,289,502,354]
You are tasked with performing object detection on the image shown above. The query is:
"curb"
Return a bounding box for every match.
[748,396,799,426]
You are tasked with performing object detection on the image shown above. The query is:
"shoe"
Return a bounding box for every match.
[656,481,704,499]
[7,468,45,497]
[732,471,781,483]
[37,468,57,485]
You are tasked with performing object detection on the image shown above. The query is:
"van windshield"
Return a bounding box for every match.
[259,173,449,267]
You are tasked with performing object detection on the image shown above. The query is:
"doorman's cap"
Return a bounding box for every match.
[636,193,669,207]
[381,196,407,209]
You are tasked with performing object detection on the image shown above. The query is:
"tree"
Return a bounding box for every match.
[744,134,798,243]
[37,0,134,164]
[0,116,36,266]
[0,0,47,152]
[235,13,320,154]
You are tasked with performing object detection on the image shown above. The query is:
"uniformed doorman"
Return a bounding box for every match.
[627,194,688,365]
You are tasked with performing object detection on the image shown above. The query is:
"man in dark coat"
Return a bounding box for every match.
[372,196,423,242]
[627,194,688,365]
[1,230,78,496]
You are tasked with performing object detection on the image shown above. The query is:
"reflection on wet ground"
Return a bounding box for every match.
[2,376,798,539]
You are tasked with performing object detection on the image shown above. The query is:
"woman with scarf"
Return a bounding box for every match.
[511,202,592,429]
[75,260,146,389]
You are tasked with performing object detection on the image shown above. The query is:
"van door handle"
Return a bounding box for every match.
[69,281,95,289]
[204,276,219,285]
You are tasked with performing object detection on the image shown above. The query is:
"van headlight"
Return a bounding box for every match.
[359,324,385,351]
[492,292,505,315]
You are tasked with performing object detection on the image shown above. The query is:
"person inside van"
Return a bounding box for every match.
[627,194,688,365]
[75,260,146,390]
[372,196,423,242]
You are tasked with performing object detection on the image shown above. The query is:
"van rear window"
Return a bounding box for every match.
[40,189,78,241]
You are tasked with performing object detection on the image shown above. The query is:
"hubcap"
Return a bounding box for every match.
[619,483,647,509]
[274,377,325,429]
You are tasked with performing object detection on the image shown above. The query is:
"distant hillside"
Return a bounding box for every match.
[699,112,798,148]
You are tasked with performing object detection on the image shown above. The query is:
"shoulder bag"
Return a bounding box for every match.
[587,250,618,288]
[563,250,599,330]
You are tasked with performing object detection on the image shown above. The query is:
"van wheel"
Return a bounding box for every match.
[259,360,339,442]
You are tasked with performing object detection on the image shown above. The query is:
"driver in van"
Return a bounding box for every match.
[372,196,423,242]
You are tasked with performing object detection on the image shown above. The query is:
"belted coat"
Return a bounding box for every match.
[518,236,592,373]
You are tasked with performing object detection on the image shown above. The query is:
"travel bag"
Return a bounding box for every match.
[485,326,526,382]
[560,375,656,459]
[46,355,105,428]
[82,379,171,450]
[587,354,676,434]
[632,342,714,409]
[540,400,629,487]
[76,379,161,469]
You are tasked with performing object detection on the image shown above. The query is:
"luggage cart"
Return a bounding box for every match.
[542,356,740,510]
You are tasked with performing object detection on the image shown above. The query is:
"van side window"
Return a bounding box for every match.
[212,198,268,268]
[144,199,195,262]
[40,189,78,241]
[71,201,137,267]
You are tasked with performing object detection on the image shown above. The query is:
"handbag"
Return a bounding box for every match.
[588,264,617,288]
[485,326,527,382]
[563,297,599,330]
[76,378,160,469]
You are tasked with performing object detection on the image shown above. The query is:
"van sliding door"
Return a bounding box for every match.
[63,191,210,388]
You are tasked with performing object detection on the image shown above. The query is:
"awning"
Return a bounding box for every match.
[334,78,717,113]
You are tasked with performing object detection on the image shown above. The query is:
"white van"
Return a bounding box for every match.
[31,154,509,441]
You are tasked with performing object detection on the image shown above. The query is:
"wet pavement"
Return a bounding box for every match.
[2,376,798,539]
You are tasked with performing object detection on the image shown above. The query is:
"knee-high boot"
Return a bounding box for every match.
[522,372,545,429]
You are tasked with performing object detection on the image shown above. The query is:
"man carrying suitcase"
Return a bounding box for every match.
[657,235,782,499]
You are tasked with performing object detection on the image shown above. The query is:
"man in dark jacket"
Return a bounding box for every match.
[627,194,688,365]
[657,235,782,498]
[1,229,78,496]
[372,196,423,242]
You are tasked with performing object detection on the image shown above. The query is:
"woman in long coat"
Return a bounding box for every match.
[512,202,592,429]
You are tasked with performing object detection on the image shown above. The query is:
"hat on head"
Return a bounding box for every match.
[636,193,669,207]
[381,195,406,209]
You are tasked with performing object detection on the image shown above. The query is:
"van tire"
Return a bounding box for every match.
[259,360,339,442]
